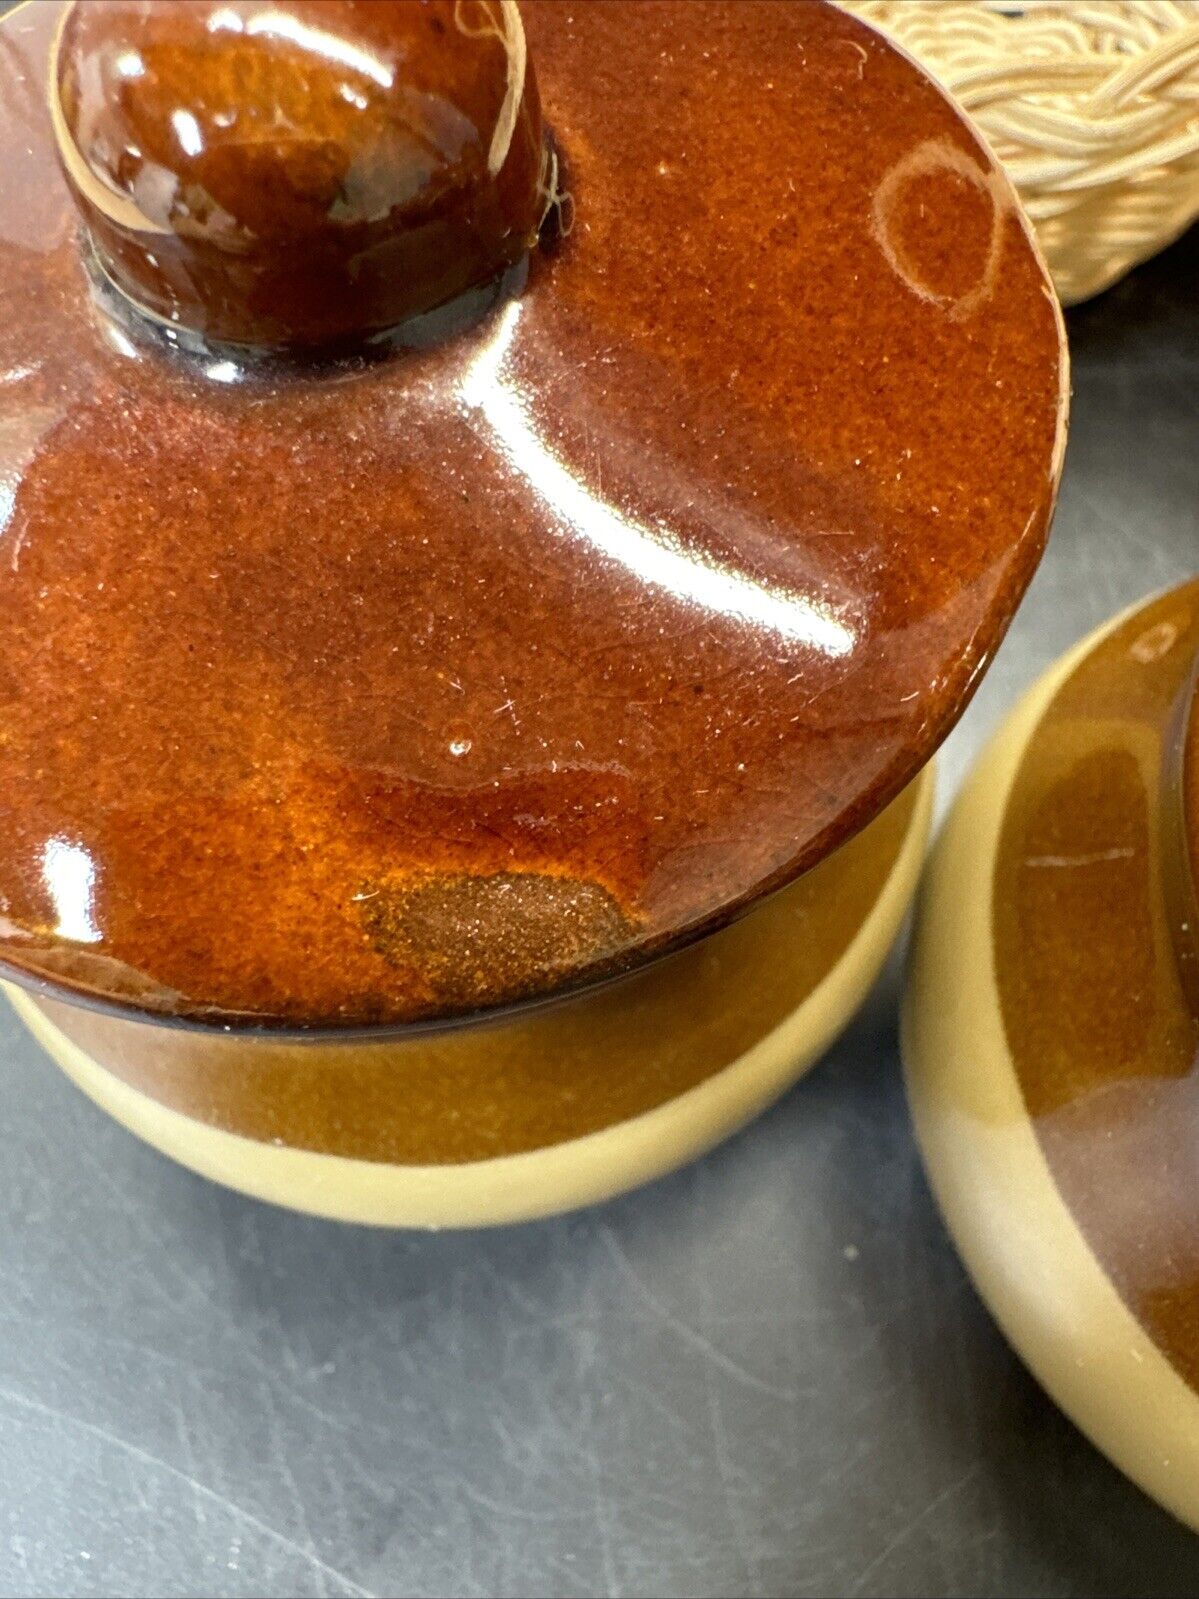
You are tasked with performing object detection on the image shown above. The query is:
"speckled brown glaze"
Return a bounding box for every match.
[0,0,1065,1028]
[994,582,1199,1390]
[53,0,546,348]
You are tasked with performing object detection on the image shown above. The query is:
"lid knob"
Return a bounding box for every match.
[51,0,547,350]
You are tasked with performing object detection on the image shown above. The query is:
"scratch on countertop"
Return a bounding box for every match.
[0,1383,375,1599]
[599,1225,804,1402]
[694,1164,765,1596]
[260,1376,323,1579]
[847,1462,984,1596]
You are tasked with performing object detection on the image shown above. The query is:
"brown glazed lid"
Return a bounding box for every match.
[0,0,1066,1030]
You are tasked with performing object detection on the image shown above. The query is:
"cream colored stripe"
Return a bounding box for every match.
[904,604,1199,1533]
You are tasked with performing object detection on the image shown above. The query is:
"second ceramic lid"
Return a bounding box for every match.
[0,0,1065,1027]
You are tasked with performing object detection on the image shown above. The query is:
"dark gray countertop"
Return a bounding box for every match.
[1,183,1196,1599]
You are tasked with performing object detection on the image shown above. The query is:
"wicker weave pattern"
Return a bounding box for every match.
[841,0,1199,303]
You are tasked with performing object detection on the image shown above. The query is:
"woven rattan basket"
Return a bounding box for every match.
[841,0,1199,304]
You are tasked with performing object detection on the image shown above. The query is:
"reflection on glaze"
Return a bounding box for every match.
[0,1,1064,1027]
[206,7,397,90]
[461,301,856,656]
[41,837,100,944]
[872,138,1009,320]
[0,403,60,570]
[168,107,203,158]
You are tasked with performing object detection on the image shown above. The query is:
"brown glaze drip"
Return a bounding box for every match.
[35,779,919,1163]
[994,582,1199,1391]
[0,1,1064,1027]
[52,0,545,349]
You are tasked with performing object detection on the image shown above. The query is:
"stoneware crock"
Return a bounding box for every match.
[0,0,1065,1225]
[906,580,1199,1530]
